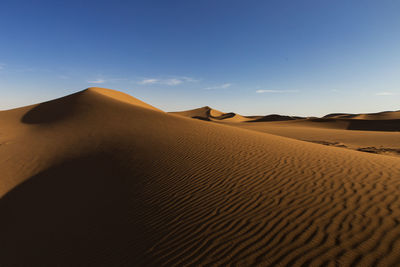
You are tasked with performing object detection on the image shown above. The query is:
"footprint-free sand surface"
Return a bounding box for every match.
[174,106,400,157]
[1,87,400,266]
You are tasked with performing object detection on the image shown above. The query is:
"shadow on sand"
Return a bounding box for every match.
[0,153,155,266]
[21,92,84,124]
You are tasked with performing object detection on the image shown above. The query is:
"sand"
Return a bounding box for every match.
[1,87,400,266]
[174,106,400,157]
[225,121,400,157]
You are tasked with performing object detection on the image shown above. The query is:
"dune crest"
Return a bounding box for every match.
[86,87,161,112]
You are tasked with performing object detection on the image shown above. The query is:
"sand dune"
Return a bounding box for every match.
[171,106,249,122]
[307,117,400,131]
[248,114,304,122]
[174,106,400,131]
[231,121,400,157]
[1,87,400,266]
[176,106,400,156]
[243,115,400,132]
[324,110,400,120]
[312,110,400,131]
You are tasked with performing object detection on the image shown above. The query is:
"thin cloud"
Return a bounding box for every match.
[87,79,106,84]
[139,78,159,85]
[376,92,395,96]
[0,63,5,70]
[204,83,232,90]
[138,77,197,86]
[164,78,183,85]
[256,89,299,93]
[87,77,126,84]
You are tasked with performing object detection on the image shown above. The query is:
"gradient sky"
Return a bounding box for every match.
[1,0,399,116]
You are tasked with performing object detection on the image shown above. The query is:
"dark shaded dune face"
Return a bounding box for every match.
[192,115,211,121]
[0,152,156,266]
[21,92,84,124]
[248,114,297,122]
[322,111,400,121]
[307,118,400,131]
[310,118,337,123]
[347,119,400,131]
[213,112,236,120]
[323,113,357,119]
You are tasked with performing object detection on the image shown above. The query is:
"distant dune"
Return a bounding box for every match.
[171,106,300,123]
[173,106,400,157]
[173,106,400,131]
[171,106,249,122]
[1,87,400,266]
[324,110,400,120]
[247,114,304,122]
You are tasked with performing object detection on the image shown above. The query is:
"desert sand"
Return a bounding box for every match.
[1,87,400,266]
[174,106,400,157]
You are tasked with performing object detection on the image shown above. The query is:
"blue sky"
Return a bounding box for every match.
[0,0,399,116]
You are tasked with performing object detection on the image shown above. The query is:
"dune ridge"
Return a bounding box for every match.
[88,87,161,111]
[1,88,400,266]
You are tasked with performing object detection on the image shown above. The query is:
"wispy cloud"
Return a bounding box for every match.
[376,92,396,96]
[87,79,106,84]
[164,78,183,85]
[0,63,6,70]
[256,89,299,93]
[138,76,197,86]
[204,83,232,90]
[139,78,159,85]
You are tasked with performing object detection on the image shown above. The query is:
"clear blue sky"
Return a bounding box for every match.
[1,0,399,116]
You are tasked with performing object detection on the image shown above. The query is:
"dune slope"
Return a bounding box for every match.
[1,88,400,266]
